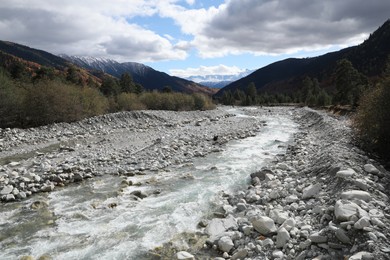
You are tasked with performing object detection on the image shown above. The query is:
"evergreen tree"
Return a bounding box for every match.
[101,76,120,96]
[120,72,135,93]
[334,59,367,106]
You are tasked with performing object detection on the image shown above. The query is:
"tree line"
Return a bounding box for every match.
[0,62,215,128]
[220,59,370,107]
[219,57,390,160]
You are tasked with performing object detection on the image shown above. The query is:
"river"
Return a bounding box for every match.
[0,108,297,259]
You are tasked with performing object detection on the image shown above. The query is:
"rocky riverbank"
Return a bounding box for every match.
[153,108,390,260]
[0,107,265,202]
[1,106,389,260]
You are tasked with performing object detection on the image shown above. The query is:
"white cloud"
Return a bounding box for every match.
[156,0,390,58]
[192,0,390,57]
[170,64,246,78]
[0,0,389,63]
[0,0,187,62]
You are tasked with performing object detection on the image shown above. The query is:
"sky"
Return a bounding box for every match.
[0,0,389,78]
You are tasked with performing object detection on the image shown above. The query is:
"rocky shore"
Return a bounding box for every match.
[0,107,263,203]
[154,108,390,260]
[1,106,389,260]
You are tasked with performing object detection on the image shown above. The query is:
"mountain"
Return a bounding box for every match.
[0,41,69,69]
[186,69,254,88]
[61,55,217,95]
[218,19,390,96]
[0,41,104,86]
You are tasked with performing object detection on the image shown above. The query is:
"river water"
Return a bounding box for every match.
[0,108,297,260]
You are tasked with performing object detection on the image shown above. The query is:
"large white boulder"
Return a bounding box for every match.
[251,216,277,235]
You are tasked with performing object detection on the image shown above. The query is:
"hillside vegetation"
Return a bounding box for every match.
[0,63,215,128]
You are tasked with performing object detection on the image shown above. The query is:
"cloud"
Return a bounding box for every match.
[170,64,246,78]
[192,0,390,57]
[0,0,389,63]
[0,0,186,62]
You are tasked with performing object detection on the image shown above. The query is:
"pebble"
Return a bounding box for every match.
[218,236,234,253]
[301,183,321,199]
[251,216,277,235]
[176,251,195,260]
[336,168,356,179]
[341,190,372,202]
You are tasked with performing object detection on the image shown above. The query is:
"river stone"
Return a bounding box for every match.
[354,217,371,229]
[251,216,277,235]
[231,248,248,260]
[280,218,296,231]
[0,185,13,195]
[41,183,55,192]
[363,164,380,174]
[334,200,360,221]
[31,200,49,210]
[269,209,289,224]
[272,250,284,259]
[176,251,195,260]
[130,190,148,199]
[302,183,321,199]
[309,232,328,243]
[218,236,234,252]
[250,169,273,181]
[336,168,355,179]
[348,251,374,260]
[205,215,238,241]
[335,228,351,244]
[341,190,371,202]
[353,179,369,191]
[5,194,15,201]
[276,227,290,248]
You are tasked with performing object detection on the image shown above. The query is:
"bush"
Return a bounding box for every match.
[353,78,390,159]
[117,93,146,111]
[23,81,108,126]
[192,93,216,110]
[0,70,25,127]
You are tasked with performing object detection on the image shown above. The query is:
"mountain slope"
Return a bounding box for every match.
[61,55,217,95]
[0,41,69,69]
[218,19,390,95]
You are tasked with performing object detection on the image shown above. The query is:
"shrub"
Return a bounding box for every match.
[192,93,216,110]
[0,70,25,127]
[117,93,146,111]
[23,81,108,126]
[353,78,390,159]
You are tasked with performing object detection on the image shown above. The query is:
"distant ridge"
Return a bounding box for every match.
[61,55,217,95]
[218,19,390,96]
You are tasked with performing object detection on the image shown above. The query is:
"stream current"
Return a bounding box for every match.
[0,108,297,259]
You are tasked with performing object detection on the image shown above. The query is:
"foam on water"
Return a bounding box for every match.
[0,108,297,260]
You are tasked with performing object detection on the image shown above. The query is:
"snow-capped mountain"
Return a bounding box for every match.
[59,55,149,77]
[186,69,255,88]
[60,55,216,95]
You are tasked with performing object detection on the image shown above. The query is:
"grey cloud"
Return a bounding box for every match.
[0,8,94,46]
[200,0,390,55]
[0,4,187,61]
